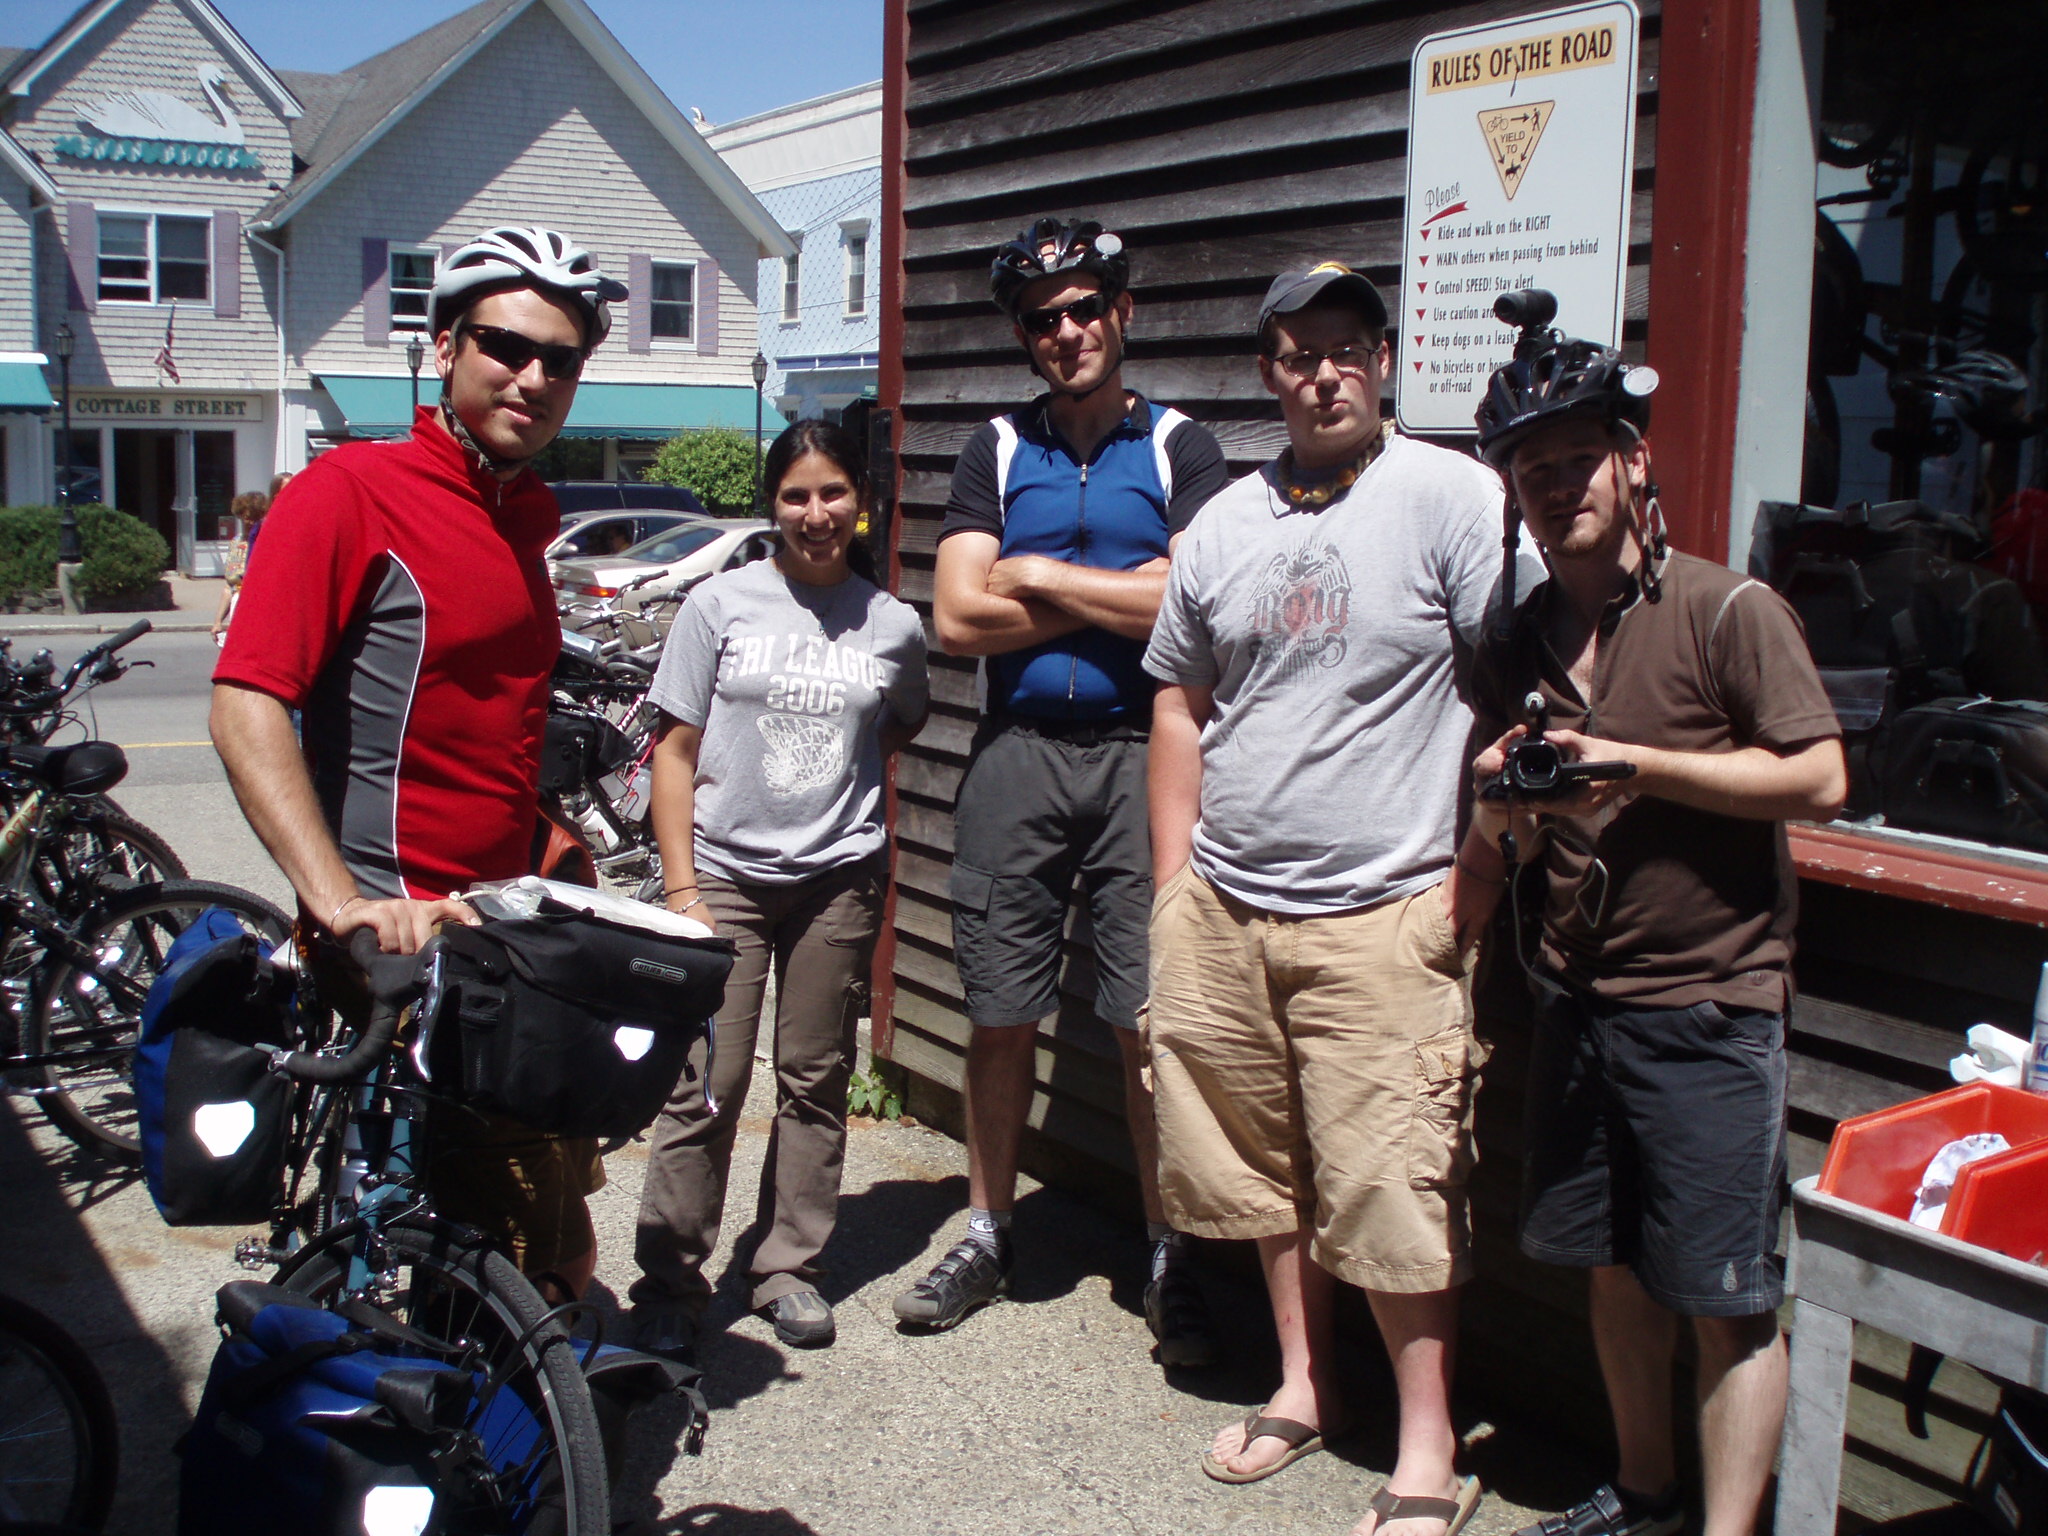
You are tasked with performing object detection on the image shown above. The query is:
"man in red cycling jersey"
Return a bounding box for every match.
[211,226,626,1296]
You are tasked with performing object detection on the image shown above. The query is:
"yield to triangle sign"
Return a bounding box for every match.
[1477,100,1554,200]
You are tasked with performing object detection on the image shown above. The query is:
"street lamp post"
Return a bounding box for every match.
[53,323,77,563]
[405,334,425,419]
[751,351,768,514]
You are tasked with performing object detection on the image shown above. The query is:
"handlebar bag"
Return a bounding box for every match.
[430,912,734,1138]
[180,1281,474,1536]
[135,908,295,1226]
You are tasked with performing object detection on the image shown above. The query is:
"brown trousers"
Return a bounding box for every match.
[631,856,886,1313]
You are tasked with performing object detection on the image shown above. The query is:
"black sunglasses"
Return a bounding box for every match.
[464,323,587,381]
[1018,292,1113,337]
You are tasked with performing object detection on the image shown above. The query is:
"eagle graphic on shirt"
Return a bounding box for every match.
[1247,538,1353,683]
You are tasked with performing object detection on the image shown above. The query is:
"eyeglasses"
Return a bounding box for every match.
[1270,345,1380,381]
[1018,293,1112,337]
[464,324,587,381]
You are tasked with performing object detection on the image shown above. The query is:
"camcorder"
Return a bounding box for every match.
[1482,691,1638,803]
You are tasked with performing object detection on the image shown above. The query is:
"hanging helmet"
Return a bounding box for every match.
[1476,331,1658,468]
[989,217,1129,316]
[430,226,628,345]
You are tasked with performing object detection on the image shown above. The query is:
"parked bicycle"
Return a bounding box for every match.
[0,1291,117,1531]
[150,885,731,1532]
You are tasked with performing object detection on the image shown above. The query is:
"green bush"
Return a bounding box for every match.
[76,506,170,604]
[643,427,760,516]
[0,504,168,607]
[0,505,61,604]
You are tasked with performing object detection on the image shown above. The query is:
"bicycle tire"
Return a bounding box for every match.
[0,1293,118,1530]
[275,1217,609,1536]
[24,879,292,1162]
[36,807,188,909]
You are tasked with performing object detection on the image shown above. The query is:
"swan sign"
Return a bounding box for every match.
[57,65,257,171]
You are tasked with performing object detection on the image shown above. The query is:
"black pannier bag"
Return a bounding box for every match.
[428,905,734,1139]
[1754,498,2048,819]
[1879,698,2048,853]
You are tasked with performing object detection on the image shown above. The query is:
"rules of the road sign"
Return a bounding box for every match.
[1397,0,1640,436]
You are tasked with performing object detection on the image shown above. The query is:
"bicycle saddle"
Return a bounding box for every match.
[3,740,128,796]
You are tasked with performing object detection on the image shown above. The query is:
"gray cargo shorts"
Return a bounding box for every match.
[949,714,1152,1031]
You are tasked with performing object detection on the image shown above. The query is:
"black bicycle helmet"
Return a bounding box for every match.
[989,217,1129,315]
[1476,328,1658,468]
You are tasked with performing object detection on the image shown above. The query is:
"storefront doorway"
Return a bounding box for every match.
[107,428,235,569]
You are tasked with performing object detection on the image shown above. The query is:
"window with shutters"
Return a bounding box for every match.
[652,261,695,341]
[388,247,437,332]
[98,211,210,304]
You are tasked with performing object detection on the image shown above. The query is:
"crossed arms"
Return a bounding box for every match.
[932,531,1174,655]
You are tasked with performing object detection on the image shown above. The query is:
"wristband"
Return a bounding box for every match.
[673,894,705,915]
[662,884,699,898]
[328,894,362,931]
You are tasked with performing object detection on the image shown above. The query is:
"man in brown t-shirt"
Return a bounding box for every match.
[1458,316,1846,1536]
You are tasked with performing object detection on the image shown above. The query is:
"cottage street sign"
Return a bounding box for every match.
[71,392,264,421]
[1396,0,1640,435]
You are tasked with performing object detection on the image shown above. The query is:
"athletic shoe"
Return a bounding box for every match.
[1513,1485,1685,1536]
[1143,1260,1219,1368]
[891,1234,1012,1330]
[764,1290,836,1349]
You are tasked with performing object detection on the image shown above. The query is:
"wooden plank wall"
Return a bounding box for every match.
[878,0,2018,1521]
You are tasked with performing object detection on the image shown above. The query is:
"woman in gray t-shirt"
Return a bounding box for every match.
[628,421,928,1354]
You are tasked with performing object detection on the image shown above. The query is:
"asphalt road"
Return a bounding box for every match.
[44,628,291,909]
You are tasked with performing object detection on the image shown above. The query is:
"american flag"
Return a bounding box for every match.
[154,302,180,384]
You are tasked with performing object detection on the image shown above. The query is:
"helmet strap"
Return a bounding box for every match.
[439,382,532,478]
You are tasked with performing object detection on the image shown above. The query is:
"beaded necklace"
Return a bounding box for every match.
[1272,423,1388,509]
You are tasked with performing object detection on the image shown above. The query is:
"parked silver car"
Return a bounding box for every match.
[554,519,776,645]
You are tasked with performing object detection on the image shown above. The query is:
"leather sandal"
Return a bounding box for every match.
[1364,1476,1485,1536]
[1200,1411,1336,1484]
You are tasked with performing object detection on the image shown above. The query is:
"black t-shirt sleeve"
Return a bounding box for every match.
[938,421,1003,544]
[1163,419,1229,534]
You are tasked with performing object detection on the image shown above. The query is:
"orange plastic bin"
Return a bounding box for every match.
[1817,1083,2048,1230]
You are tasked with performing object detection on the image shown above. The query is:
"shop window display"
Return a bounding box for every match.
[1765,0,2048,856]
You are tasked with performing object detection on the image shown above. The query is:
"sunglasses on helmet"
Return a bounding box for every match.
[1018,292,1113,337]
[464,324,587,381]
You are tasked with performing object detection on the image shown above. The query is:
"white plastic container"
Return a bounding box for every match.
[2026,960,2048,1093]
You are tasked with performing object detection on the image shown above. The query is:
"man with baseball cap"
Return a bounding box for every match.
[895,217,1229,1359]
[1144,262,1531,1528]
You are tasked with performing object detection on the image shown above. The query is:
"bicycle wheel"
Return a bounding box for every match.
[276,1217,608,1536]
[35,805,187,909]
[23,879,292,1161]
[0,1294,118,1530]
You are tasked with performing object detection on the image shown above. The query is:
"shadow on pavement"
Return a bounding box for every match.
[0,1103,190,1535]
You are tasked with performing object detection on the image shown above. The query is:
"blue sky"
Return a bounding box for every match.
[0,1,882,126]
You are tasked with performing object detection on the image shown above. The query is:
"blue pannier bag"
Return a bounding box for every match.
[179,1281,470,1536]
[134,908,294,1225]
[180,1280,707,1535]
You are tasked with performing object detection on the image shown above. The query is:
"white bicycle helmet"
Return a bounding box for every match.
[430,226,628,345]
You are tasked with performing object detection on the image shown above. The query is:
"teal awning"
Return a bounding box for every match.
[315,375,786,441]
[0,363,55,412]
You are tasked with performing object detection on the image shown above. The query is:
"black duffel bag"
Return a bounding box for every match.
[427,910,734,1138]
[1879,697,2048,853]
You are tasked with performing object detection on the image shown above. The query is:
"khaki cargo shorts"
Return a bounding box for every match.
[1144,865,1487,1294]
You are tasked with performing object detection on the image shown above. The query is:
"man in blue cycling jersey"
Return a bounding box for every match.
[890,218,1228,1360]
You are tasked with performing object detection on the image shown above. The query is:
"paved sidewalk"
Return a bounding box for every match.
[0,1049,1597,1536]
[2,572,222,636]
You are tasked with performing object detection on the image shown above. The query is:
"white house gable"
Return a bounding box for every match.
[13,0,297,391]
[292,1,762,392]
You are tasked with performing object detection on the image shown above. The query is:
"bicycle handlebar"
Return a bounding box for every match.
[1,619,153,720]
[268,928,428,1085]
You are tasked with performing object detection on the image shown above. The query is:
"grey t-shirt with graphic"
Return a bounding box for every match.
[650,558,929,885]
[1145,433,1532,914]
